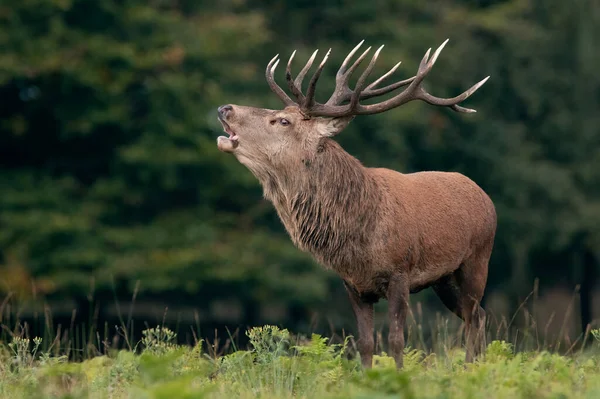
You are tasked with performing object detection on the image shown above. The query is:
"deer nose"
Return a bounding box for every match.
[218,104,233,118]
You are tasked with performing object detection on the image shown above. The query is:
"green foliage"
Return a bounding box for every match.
[141,326,178,355]
[246,325,291,363]
[0,326,600,398]
[7,336,42,369]
[485,340,515,362]
[1,0,600,341]
[216,326,352,397]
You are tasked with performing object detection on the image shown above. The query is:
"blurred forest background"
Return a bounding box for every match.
[1,0,599,349]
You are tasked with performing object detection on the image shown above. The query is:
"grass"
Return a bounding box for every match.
[1,281,599,398]
[1,324,600,398]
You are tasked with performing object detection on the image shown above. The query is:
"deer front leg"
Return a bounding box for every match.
[387,274,409,368]
[344,281,374,368]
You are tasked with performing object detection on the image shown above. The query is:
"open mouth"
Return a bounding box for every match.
[218,117,239,142]
[217,117,239,152]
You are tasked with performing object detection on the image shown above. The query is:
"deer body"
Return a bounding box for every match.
[216,40,495,368]
[259,137,495,296]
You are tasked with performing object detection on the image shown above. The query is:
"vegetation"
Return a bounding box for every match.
[1,0,599,355]
[0,325,599,398]
[2,2,598,396]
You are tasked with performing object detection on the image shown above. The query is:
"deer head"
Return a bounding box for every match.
[216,39,489,179]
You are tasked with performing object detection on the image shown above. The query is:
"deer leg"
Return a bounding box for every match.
[387,274,409,368]
[433,259,487,362]
[464,303,486,363]
[344,281,374,368]
[460,262,487,363]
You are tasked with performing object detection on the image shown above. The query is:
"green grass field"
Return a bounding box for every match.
[1,325,600,399]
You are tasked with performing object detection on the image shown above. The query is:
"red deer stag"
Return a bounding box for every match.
[216,39,496,368]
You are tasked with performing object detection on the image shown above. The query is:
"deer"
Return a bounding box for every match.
[216,39,496,368]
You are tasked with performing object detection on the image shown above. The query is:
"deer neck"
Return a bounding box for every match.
[260,139,382,266]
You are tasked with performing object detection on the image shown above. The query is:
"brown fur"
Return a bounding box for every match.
[216,105,496,368]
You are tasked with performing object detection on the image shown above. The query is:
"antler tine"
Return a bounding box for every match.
[294,49,319,93]
[345,46,373,81]
[419,47,432,71]
[352,39,490,115]
[365,61,402,91]
[328,47,416,105]
[427,38,449,69]
[408,39,449,89]
[266,54,295,106]
[419,76,490,113]
[349,45,385,109]
[337,40,365,78]
[408,38,488,113]
[285,50,306,102]
[302,49,332,110]
[360,76,416,100]
[325,45,372,105]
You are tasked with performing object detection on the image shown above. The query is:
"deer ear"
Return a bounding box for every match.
[317,116,355,137]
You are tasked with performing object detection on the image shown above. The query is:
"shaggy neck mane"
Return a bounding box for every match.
[258,139,382,268]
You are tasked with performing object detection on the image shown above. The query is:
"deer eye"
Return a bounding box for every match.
[279,118,290,126]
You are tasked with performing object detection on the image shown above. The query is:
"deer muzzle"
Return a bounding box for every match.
[216,104,239,153]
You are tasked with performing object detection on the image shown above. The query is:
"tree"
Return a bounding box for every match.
[1,0,598,342]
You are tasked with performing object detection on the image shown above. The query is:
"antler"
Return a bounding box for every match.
[265,39,489,118]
